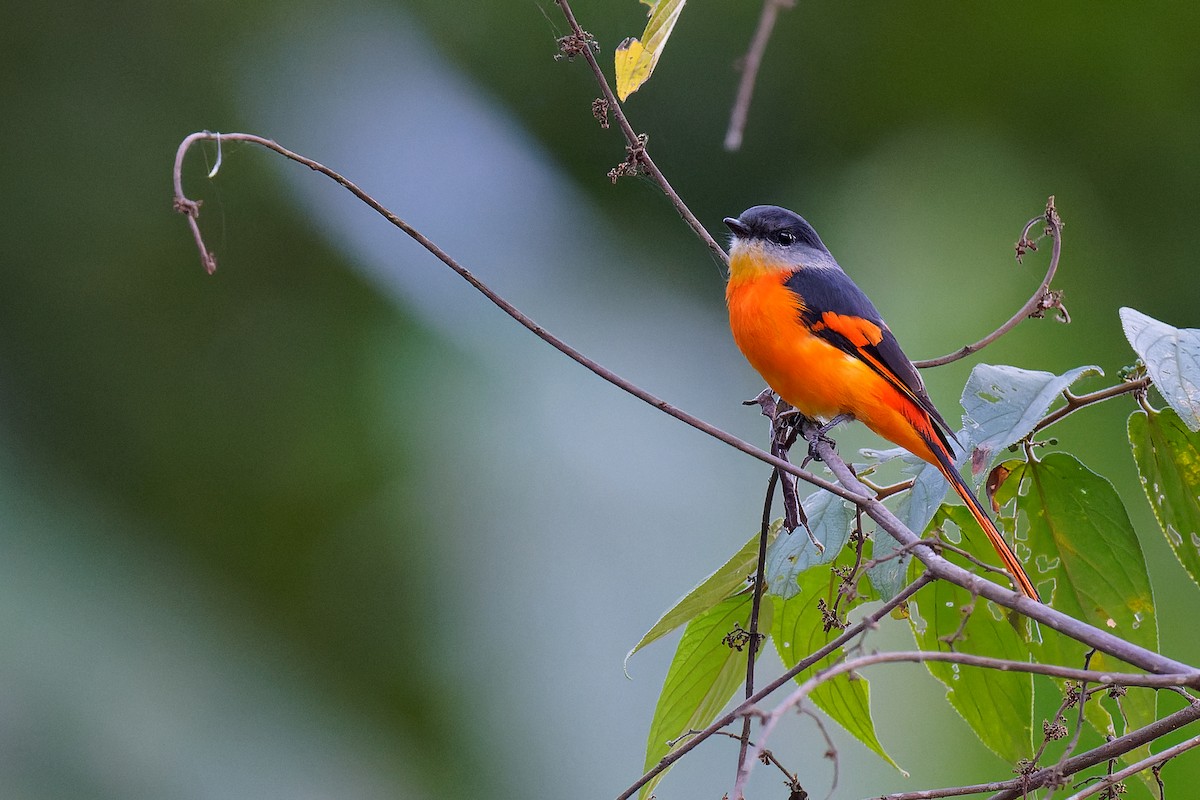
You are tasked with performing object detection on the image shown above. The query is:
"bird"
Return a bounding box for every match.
[723,204,1039,601]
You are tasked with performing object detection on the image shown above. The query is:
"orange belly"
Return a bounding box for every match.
[726,273,937,464]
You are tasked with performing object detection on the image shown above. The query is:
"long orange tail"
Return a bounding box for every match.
[929,446,1040,601]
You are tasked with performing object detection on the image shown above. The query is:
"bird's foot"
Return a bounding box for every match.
[802,414,854,463]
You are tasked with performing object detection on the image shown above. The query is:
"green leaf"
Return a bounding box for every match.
[1120,307,1200,431]
[625,522,780,671]
[961,363,1103,469]
[764,489,855,599]
[1015,453,1156,646]
[1129,407,1200,588]
[771,561,902,772]
[640,593,769,799]
[614,0,686,101]
[1014,454,1158,771]
[909,505,1034,762]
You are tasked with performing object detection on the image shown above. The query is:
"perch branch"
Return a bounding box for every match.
[171,132,1198,800]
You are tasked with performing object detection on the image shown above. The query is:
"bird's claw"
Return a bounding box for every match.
[801,414,854,462]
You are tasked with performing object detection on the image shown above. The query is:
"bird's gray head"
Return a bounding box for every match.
[723,205,838,277]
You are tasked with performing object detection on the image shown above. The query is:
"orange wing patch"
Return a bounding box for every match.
[813,312,885,348]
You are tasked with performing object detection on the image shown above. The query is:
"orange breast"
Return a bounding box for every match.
[726,273,861,418]
[725,272,937,463]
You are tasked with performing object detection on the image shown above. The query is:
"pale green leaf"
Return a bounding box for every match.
[640,593,769,799]
[865,528,909,601]
[1121,307,1200,431]
[772,545,900,771]
[764,489,855,599]
[625,522,780,671]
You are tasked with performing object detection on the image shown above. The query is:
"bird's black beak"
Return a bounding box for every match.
[723,217,750,238]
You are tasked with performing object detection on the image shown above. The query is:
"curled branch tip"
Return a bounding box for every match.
[914,195,1065,369]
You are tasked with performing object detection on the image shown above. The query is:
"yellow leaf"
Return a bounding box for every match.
[614,0,686,101]
[614,38,650,102]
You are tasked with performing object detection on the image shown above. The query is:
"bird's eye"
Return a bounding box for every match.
[774,231,796,246]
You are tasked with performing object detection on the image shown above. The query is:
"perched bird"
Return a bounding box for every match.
[723,205,1039,601]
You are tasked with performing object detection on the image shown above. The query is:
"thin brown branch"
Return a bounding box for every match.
[914,196,1065,369]
[734,650,1200,799]
[873,478,916,500]
[724,0,795,151]
[1053,650,1099,774]
[798,707,839,800]
[173,132,870,513]
[553,0,729,267]
[709,730,803,791]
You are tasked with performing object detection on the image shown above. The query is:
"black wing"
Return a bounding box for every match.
[783,268,958,446]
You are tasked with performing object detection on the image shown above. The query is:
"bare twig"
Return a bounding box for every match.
[915,196,1064,369]
[799,707,840,800]
[872,781,1023,800]
[870,698,1200,800]
[724,0,795,151]
[172,132,871,509]
[553,0,729,267]
[1054,651,1100,773]
[988,697,1200,800]
[710,730,804,791]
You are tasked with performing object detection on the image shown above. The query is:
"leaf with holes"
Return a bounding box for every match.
[1129,407,1200,589]
[1013,453,1158,774]
[961,363,1102,472]
[1121,307,1200,431]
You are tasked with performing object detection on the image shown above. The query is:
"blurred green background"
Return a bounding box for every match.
[3,0,1200,797]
